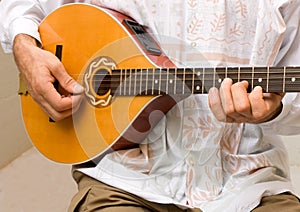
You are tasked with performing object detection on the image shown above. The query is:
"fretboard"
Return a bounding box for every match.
[97,66,300,96]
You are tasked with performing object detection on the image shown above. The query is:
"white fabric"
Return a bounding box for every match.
[0,0,89,52]
[1,0,300,211]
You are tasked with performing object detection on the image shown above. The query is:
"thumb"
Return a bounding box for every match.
[52,66,84,95]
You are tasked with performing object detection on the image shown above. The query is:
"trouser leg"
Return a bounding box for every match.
[252,192,300,212]
[68,171,202,212]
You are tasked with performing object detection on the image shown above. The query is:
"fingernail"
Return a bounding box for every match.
[209,87,218,95]
[208,87,219,102]
[74,84,84,93]
[253,86,262,92]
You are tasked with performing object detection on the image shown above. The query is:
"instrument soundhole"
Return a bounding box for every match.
[93,69,111,96]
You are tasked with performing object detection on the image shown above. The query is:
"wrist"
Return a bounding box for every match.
[260,101,283,123]
[13,34,39,52]
[271,101,283,120]
[12,34,42,75]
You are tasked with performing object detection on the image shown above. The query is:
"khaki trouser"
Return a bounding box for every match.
[68,171,300,212]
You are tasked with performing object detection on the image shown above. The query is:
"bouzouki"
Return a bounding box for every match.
[20,3,300,164]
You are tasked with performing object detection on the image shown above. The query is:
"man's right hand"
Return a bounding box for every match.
[13,34,84,121]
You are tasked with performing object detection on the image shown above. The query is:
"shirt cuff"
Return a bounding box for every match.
[259,93,297,133]
[1,17,41,53]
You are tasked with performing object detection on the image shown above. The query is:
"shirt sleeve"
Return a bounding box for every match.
[274,1,300,66]
[260,1,300,135]
[0,0,61,53]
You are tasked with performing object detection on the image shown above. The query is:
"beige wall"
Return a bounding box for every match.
[0,48,32,169]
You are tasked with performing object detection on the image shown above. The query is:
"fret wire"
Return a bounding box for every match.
[140,69,142,94]
[172,68,176,94]
[283,66,286,92]
[154,68,159,94]
[225,67,228,79]
[192,68,195,94]
[174,68,177,94]
[129,69,132,95]
[166,68,169,94]
[183,68,186,94]
[119,69,122,95]
[151,68,154,95]
[161,68,166,94]
[134,69,137,95]
[251,66,254,90]
[266,66,269,92]
[145,69,148,95]
[213,67,216,88]
[202,67,205,94]
[168,68,171,94]
[238,67,240,82]
[159,68,162,95]
[124,69,127,95]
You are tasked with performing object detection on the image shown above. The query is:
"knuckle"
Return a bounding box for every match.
[252,111,265,120]
[52,102,66,112]
[224,107,235,116]
[231,82,239,88]
[33,82,44,93]
[51,114,61,122]
[51,61,63,71]
[49,110,65,122]
[62,76,74,87]
[49,114,58,122]
[209,100,218,109]
[214,113,225,122]
[236,102,249,113]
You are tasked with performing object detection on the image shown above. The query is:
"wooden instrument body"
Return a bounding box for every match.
[21,4,175,164]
